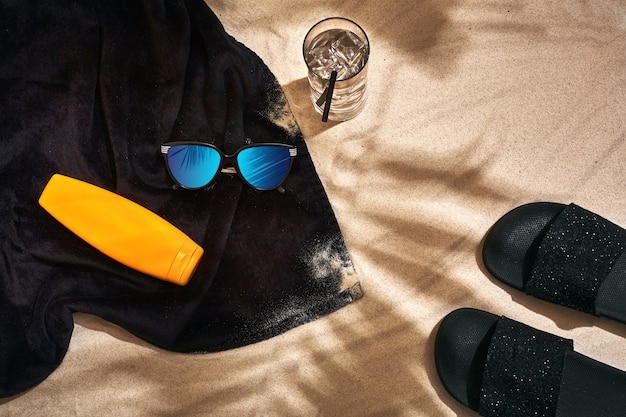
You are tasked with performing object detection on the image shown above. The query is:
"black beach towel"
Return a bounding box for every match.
[0,0,361,397]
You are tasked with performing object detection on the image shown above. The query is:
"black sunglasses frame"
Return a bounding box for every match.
[160,141,297,191]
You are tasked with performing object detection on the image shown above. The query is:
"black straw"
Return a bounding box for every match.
[316,88,327,107]
[321,70,337,122]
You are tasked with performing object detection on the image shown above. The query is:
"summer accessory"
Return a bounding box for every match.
[482,202,626,324]
[435,308,626,417]
[39,174,203,285]
[161,142,297,190]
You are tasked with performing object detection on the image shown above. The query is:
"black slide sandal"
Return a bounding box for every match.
[483,202,626,323]
[435,308,626,417]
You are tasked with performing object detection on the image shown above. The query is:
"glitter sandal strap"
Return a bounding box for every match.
[479,315,572,417]
[527,204,626,315]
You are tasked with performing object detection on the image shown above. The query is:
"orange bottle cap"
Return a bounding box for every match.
[167,240,204,285]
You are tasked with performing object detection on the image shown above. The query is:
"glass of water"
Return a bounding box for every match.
[303,17,370,122]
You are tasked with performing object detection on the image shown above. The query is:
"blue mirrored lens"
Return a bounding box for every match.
[167,145,221,189]
[237,146,292,189]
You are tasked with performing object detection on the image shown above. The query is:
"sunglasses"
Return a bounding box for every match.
[160,142,297,190]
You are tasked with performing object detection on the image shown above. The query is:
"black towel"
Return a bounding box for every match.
[0,0,361,397]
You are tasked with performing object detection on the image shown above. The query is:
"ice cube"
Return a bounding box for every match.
[306,28,368,79]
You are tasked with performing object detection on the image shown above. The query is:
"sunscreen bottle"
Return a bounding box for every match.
[38,174,204,285]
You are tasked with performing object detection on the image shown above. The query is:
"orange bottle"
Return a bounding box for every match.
[38,174,203,285]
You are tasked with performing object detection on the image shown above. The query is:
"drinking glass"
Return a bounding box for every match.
[303,17,370,121]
